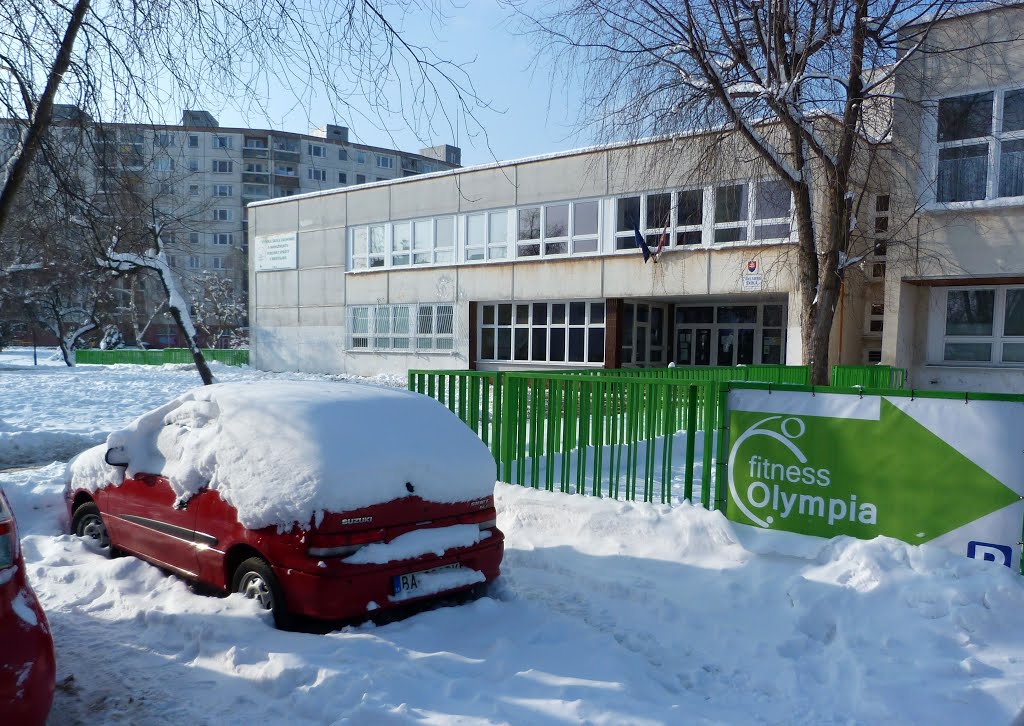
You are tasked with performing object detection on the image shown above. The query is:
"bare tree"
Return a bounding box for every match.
[0,0,487,383]
[505,0,1003,383]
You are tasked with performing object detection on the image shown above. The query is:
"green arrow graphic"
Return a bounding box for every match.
[726,400,1020,542]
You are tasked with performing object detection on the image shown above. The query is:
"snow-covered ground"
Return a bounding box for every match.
[3,348,1024,725]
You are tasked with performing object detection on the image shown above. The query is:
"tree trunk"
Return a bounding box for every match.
[168,305,214,385]
[0,0,91,241]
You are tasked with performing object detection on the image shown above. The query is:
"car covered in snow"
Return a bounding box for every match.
[0,487,56,725]
[64,381,504,628]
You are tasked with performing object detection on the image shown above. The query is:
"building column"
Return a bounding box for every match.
[604,298,622,369]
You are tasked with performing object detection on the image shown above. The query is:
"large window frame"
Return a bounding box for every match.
[478,300,606,365]
[348,303,455,352]
[930,285,1024,366]
[465,210,510,262]
[932,88,1024,204]
[674,301,787,367]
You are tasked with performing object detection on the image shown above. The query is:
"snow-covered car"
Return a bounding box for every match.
[0,487,56,725]
[64,381,504,628]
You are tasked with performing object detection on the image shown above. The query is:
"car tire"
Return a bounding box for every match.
[232,557,292,630]
[71,502,114,555]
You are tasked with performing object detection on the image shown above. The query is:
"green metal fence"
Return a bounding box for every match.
[498,373,717,506]
[75,348,250,366]
[830,365,906,389]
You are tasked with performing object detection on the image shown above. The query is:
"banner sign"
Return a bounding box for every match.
[254,232,298,271]
[726,388,1024,570]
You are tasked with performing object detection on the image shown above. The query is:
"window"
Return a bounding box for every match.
[866,194,889,281]
[307,143,325,158]
[713,181,790,243]
[338,148,348,161]
[356,151,367,164]
[188,232,201,245]
[155,132,175,147]
[2,127,19,142]
[347,303,453,352]
[467,211,509,261]
[213,184,233,197]
[188,255,201,269]
[212,160,233,173]
[214,233,234,245]
[348,224,386,269]
[274,164,296,176]
[356,173,366,184]
[189,184,200,196]
[934,89,1024,202]
[674,303,786,367]
[338,172,347,184]
[245,162,267,173]
[212,208,233,222]
[615,196,641,250]
[308,168,327,182]
[479,301,605,364]
[937,286,1024,364]
[188,159,199,172]
[572,200,600,253]
[416,304,455,350]
[188,134,199,148]
[391,221,412,266]
[377,155,394,169]
[866,302,884,335]
[212,135,233,149]
[154,157,173,172]
[158,182,175,195]
[618,191,705,251]
[212,256,226,270]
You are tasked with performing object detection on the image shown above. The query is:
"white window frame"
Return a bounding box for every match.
[188,232,201,245]
[307,143,325,158]
[188,184,200,197]
[348,224,387,270]
[213,184,233,197]
[188,255,201,269]
[212,160,233,174]
[478,300,606,365]
[212,135,233,150]
[465,210,510,262]
[356,151,367,164]
[308,167,327,182]
[211,256,226,270]
[928,285,1024,366]
[347,303,454,352]
[187,134,199,148]
[155,132,175,147]
[212,208,233,222]
[154,157,173,172]
[376,155,394,169]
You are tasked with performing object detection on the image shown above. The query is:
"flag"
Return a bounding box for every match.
[654,227,668,261]
[632,218,652,263]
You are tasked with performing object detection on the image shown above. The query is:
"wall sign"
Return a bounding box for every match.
[741,258,764,291]
[254,232,298,271]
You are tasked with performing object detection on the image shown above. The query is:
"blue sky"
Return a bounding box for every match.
[214,2,584,167]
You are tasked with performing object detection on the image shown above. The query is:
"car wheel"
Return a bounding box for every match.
[232,557,292,629]
[71,503,112,552]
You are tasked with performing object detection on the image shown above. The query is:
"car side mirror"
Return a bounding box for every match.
[104,446,129,467]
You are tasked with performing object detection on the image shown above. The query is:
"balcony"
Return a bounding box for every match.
[242,172,270,185]
[272,149,300,163]
[243,147,269,160]
[273,173,299,190]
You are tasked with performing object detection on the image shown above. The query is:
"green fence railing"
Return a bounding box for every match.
[75,348,250,366]
[830,365,906,389]
[498,373,717,506]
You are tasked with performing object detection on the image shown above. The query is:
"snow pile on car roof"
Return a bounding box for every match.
[66,381,497,531]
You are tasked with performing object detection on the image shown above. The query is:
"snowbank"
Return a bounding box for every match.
[65,381,497,531]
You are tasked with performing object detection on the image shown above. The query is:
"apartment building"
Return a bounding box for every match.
[246,4,1024,394]
[0,108,460,346]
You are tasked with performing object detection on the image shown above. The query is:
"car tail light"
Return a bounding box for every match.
[0,518,15,569]
[307,528,386,558]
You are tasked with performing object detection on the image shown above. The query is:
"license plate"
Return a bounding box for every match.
[392,563,461,595]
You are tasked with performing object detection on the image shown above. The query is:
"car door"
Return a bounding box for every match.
[106,474,199,578]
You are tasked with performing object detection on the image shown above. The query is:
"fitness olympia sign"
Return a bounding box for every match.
[724,389,1024,566]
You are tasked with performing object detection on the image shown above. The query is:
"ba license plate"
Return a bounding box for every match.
[392,563,461,595]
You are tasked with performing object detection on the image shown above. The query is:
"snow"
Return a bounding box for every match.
[67,380,497,531]
[2,348,1024,724]
[345,525,492,565]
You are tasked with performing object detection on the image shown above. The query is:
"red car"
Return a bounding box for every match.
[65,381,503,629]
[0,488,56,726]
